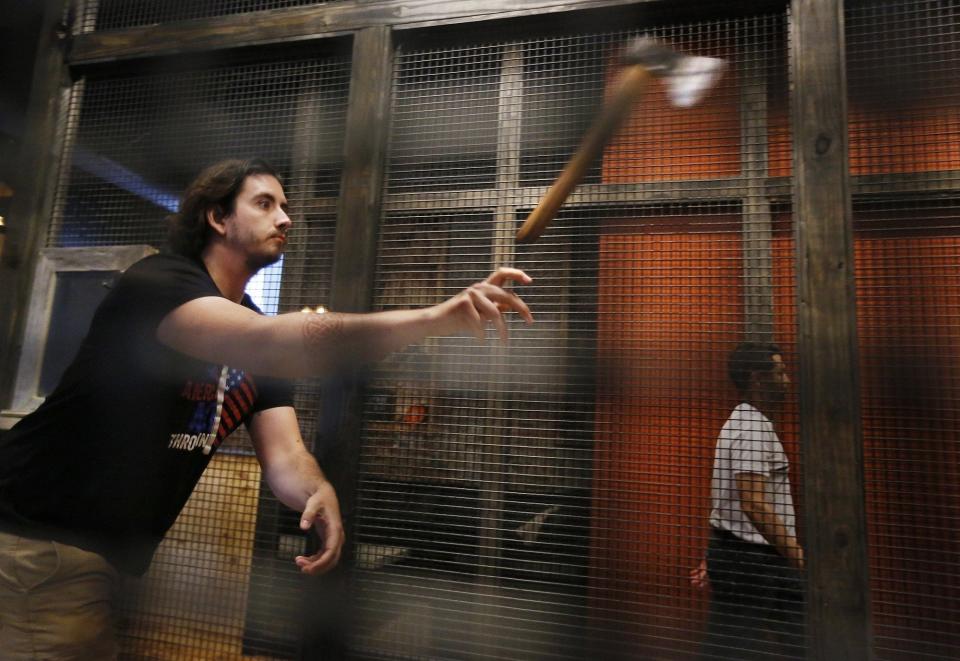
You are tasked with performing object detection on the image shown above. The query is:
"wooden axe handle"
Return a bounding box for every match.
[516,64,653,244]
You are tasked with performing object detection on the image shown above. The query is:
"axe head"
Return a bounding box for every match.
[622,36,727,108]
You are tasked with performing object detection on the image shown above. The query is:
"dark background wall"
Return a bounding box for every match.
[0,0,45,221]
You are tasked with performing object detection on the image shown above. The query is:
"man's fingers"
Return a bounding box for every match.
[301,510,317,531]
[295,548,337,575]
[469,289,507,342]
[296,524,342,575]
[449,271,533,341]
[460,297,486,340]
[496,289,533,325]
[472,283,534,325]
[485,267,532,288]
[296,509,344,575]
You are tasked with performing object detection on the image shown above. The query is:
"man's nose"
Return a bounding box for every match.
[277,208,292,231]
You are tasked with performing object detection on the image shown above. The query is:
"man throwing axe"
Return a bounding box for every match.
[0,158,533,658]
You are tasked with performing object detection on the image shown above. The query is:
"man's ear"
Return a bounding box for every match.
[206,206,227,237]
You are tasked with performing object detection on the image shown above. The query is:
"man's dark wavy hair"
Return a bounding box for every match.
[728,341,781,395]
[165,158,281,260]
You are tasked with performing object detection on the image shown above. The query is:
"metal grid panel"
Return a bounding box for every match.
[847,1,960,657]
[81,0,332,32]
[353,12,796,659]
[48,51,350,658]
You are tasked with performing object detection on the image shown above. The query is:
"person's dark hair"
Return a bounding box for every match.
[165,158,281,259]
[728,342,782,395]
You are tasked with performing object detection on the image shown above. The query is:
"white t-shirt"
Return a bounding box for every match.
[709,402,797,545]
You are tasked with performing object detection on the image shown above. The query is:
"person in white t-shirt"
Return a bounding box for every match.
[696,342,805,659]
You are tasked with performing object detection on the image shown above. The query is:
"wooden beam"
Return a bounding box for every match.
[0,0,72,411]
[68,0,654,65]
[791,1,872,659]
[301,25,395,661]
[329,27,393,316]
[474,43,524,590]
[740,41,774,343]
[768,170,960,200]
[381,179,747,213]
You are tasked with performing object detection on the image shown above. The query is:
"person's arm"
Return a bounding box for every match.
[156,268,533,379]
[247,406,344,575]
[736,472,804,569]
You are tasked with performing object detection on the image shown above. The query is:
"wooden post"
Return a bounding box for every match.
[477,43,524,583]
[791,1,872,658]
[740,31,774,344]
[301,25,394,661]
[0,0,71,412]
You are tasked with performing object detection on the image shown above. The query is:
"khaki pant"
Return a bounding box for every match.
[0,530,119,660]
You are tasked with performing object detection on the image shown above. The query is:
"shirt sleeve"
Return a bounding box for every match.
[109,253,223,337]
[728,413,782,476]
[251,373,295,412]
[238,294,296,412]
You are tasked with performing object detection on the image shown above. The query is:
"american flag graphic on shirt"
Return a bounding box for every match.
[168,365,258,454]
[217,367,258,440]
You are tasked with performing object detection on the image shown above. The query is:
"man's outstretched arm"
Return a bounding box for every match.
[157,268,533,379]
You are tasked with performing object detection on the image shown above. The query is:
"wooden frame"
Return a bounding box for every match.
[791,0,872,657]
[300,25,396,659]
[0,0,73,415]
[0,245,156,429]
[69,0,651,65]
[3,0,898,658]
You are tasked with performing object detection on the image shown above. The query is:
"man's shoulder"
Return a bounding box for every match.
[108,252,220,316]
[727,402,769,423]
[125,252,203,276]
[119,252,213,292]
[718,402,773,441]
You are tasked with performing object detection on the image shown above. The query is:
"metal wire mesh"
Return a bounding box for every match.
[80,0,332,32]
[48,50,350,658]
[29,1,960,658]
[847,0,960,657]
[352,12,797,659]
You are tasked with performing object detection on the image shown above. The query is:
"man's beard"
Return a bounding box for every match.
[246,247,283,272]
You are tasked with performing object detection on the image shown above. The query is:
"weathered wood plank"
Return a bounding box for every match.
[330,26,393,316]
[67,0,792,65]
[0,0,72,412]
[381,179,748,213]
[69,0,653,65]
[791,0,872,658]
[302,25,395,660]
[740,46,774,343]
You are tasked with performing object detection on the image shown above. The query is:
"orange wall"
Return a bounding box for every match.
[590,223,742,653]
[768,93,960,178]
[601,46,740,182]
[588,34,960,657]
[855,231,960,657]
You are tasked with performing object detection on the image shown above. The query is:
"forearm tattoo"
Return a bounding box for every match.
[302,312,347,369]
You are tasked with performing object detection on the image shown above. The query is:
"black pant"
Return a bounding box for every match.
[701,527,805,660]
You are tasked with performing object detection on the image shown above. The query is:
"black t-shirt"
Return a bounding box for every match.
[0,253,293,575]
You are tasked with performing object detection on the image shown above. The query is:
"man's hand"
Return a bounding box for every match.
[689,558,709,589]
[295,481,345,575]
[785,541,805,570]
[433,268,534,342]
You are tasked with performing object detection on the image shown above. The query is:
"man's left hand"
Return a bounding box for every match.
[295,481,344,575]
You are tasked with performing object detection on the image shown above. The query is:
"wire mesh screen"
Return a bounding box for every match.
[47,51,350,658]
[847,0,960,657]
[351,11,797,659]
[28,1,960,657]
[80,0,332,33]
